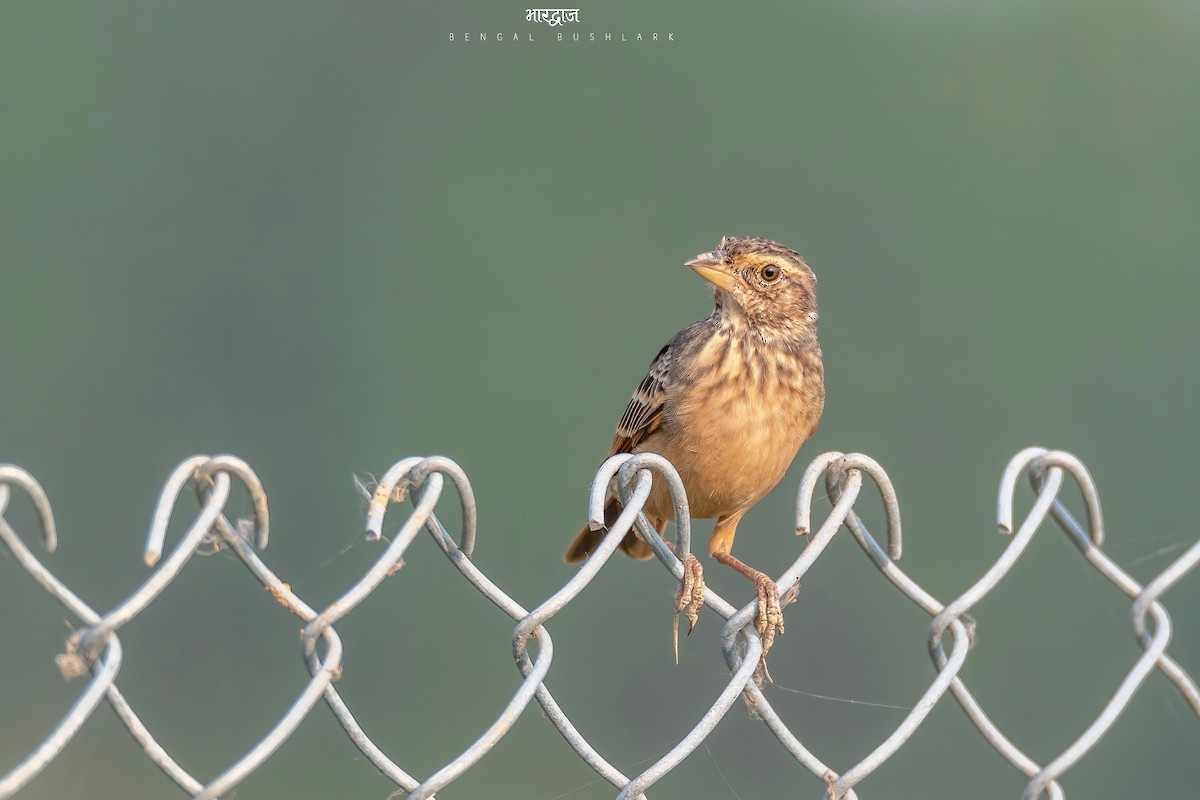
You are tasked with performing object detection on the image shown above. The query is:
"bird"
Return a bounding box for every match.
[565,235,825,665]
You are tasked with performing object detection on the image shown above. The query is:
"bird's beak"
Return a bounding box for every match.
[685,249,745,292]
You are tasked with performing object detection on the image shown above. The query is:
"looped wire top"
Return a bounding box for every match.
[363,455,477,558]
[586,452,694,559]
[796,452,903,561]
[0,464,58,553]
[195,454,270,550]
[405,455,479,558]
[998,447,1104,545]
[143,454,269,567]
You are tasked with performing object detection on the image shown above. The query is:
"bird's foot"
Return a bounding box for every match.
[673,553,705,664]
[752,572,783,682]
[710,550,787,681]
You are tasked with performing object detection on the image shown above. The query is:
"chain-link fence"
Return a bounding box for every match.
[1,447,1196,799]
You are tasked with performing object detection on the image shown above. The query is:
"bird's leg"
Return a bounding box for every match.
[660,520,705,664]
[711,550,783,669]
[709,513,783,678]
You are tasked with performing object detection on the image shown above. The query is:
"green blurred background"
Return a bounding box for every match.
[3,1,1200,798]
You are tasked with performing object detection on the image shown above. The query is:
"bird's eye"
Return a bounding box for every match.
[761,264,781,282]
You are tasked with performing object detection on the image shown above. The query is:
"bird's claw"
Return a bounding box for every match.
[675,554,705,633]
[673,554,705,664]
[753,573,784,680]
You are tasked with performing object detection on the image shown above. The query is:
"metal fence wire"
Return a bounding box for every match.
[1,447,1198,800]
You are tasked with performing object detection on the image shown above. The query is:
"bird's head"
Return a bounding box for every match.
[686,235,818,340]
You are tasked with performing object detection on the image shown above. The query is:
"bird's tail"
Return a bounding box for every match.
[564,496,654,562]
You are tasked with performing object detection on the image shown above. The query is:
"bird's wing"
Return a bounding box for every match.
[608,341,672,455]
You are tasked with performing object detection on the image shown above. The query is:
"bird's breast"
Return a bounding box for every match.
[643,330,824,520]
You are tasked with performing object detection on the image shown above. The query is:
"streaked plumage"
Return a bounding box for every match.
[566,236,824,560]
[564,236,825,662]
